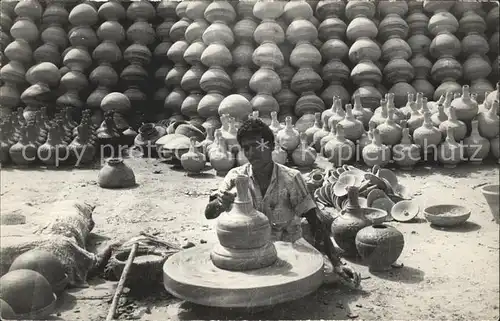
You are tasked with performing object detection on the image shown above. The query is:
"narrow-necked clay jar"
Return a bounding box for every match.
[276,116,300,151]
[324,123,355,166]
[272,141,288,165]
[450,85,479,122]
[431,103,448,127]
[269,111,284,135]
[38,123,69,166]
[69,124,96,166]
[98,158,136,188]
[181,137,206,174]
[490,136,500,163]
[312,120,329,152]
[304,112,322,145]
[437,127,464,168]
[320,119,338,152]
[438,106,467,141]
[339,104,364,142]
[352,93,374,128]
[377,109,402,146]
[392,127,421,170]
[292,132,317,168]
[209,136,235,176]
[477,100,499,139]
[331,186,376,257]
[9,125,38,165]
[413,111,443,156]
[464,120,491,163]
[362,128,392,167]
[407,101,424,134]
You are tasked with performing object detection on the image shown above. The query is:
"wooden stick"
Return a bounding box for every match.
[106,242,138,321]
[139,231,181,250]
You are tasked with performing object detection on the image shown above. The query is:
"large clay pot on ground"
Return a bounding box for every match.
[98,158,136,188]
[0,269,56,318]
[9,249,68,294]
[355,224,405,272]
[464,120,490,164]
[180,137,206,174]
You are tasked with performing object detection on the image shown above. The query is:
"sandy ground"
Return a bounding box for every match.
[0,157,499,320]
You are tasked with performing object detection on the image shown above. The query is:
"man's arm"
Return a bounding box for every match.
[204,170,237,220]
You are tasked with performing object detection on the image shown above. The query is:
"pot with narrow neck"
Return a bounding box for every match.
[211,174,278,271]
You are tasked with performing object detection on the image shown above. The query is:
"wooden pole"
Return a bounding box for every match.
[106,242,138,321]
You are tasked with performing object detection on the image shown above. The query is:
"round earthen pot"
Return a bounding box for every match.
[98,158,136,188]
[0,269,56,316]
[355,224,405,271]
[9,250,68,293]
[101,92,132,113]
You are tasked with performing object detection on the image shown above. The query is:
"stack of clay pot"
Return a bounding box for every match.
[153,1,177,116]
[407,0,434,100]
[285,1,325,133]
[379,0,416,108]
[458,2,494,103]
[317,0,350,108]
[249,1,285,126]
[181,1,208,127]
[164,2,190,123]
[425,0,462,100]
[88,0,125,128]
[59,2,98,114]
[347,0,383,111]
[486,3,499,83]
[199,0,236,129]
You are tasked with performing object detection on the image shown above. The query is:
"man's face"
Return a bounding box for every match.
[239,135,273,168]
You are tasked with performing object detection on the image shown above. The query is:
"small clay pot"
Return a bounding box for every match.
[98,158,136,189]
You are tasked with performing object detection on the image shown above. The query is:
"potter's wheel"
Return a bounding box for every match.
[163,240,324,308]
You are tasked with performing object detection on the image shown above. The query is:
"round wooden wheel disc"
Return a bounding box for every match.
[163,241,324,308]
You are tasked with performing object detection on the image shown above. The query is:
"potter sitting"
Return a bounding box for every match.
[205,118,360,288]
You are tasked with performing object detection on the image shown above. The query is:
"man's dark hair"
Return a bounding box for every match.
[236,118,275,147]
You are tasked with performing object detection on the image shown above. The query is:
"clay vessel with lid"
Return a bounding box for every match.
[431,104,448,127]
[331,186,383,257]
[69,124,96,166]
[355,223,405,272]
[450,85,479,122]
[209,136,235,176]
[292,132,317,168]
[392,127,421,170]
[477,100,500,139]
[413,111,442,155]
[362,128,392,167]
[324,123,355,167]
[464,120,490,164]
[181,137,206,174]
[211,174,278,271]
[437,127,464,168]
[438,106,467,141]
[98,158,136,188]
[38,122,69,167]
[376,108,402,146]
[339,104,364,142]
[9,125,38,165]
[277,116,300,151]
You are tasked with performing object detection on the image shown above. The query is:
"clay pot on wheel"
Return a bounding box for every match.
[355,224,405,272]
[98,158,136,188]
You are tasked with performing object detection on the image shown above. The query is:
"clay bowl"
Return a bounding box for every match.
[391,200,420,222]
[481,184,499,224]
[423,204,471,227]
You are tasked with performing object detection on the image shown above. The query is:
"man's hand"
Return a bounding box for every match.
[334,263,361,289]
[218,191,236,211]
